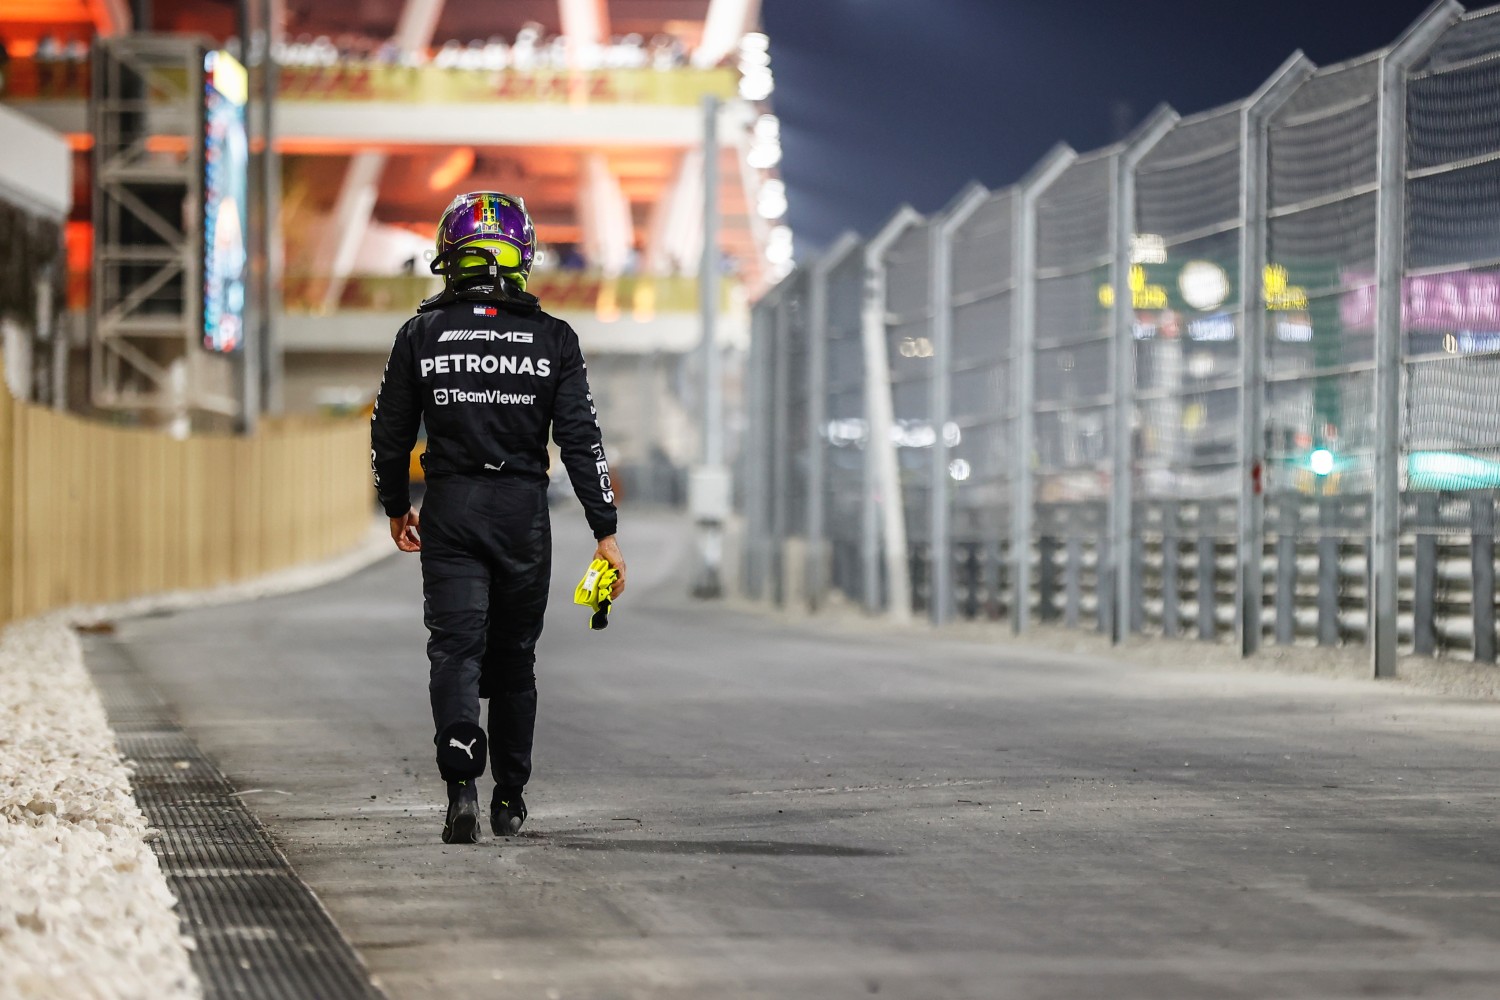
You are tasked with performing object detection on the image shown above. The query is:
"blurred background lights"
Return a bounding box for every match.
[948,459,972,482]
[766,225,794,265]
[757,178,788,219]
[1178,260,1230,312]
[747,114,783,169]
[740,70,774,102]
[1310,449,1335,476]
[738,33,774,101]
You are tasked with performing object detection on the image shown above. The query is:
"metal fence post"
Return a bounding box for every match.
[1412,491,1439,655]
[1318,495,1340,646]
[1373,0,1462,678]
[1275,495,1299,644]
[930,184,990,627]
[1011,145,1076,634]
[1238,52,1315,657]
[743,294,774,600]
[1473,495,1496,663]
[862,207,923,620]
[1199,503,1219,640]
[770,287,792,607]
[1112,107,1178,643]
[807,234,861,613]
[1163,500,1180,637]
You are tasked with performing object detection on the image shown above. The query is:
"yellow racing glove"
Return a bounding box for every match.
[573,558,619,630]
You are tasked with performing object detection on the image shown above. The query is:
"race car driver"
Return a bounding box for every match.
[370,191,626,844]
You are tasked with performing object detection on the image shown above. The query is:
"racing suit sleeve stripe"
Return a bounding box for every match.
[370,322,422,519]
[552,324,618,540]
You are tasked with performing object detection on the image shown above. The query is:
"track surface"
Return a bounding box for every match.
[106,509,1500,999]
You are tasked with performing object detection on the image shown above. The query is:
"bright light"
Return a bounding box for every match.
[747,144,782,169]
[1309,449,1335,476]
[1130,233,1166,265]
[826,417,867,446]
[738,35,775,102]
[1263,263,1309,310]
[740,67,774,101]
[748,114,783,168]
[1187,353,1216,379]
[757,179,787,219]
[766,225,794,265]
[1179,260,1230,312]
[427,147,476,191]
[898,336,934,359]
[892,421,937,448]
[949,459,972,482]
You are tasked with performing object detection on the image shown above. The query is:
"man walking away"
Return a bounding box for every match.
[370,191,625,844]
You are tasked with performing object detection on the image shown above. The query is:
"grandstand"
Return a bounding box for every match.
[2,0,781,494]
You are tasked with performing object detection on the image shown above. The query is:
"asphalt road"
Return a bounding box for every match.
[101,508,1500,999]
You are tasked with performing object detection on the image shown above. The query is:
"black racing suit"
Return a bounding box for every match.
[370,282,617,788]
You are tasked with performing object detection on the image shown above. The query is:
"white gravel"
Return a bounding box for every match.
[1,519,391,1000]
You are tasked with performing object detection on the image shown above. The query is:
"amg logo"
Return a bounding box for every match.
[437,330,534,343]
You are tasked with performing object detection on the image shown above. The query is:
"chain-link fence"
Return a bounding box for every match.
[1402,7,1500,660]
[819,238,869,608]
[881,217,936,613]
[1031,148,1119,634]
[742,1,1500,675]
[1133,104,1245,642]
[949,189,1016,622]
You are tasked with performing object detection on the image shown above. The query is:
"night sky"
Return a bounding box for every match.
[761,0,1450,254]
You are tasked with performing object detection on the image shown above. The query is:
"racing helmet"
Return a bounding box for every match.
[432,191,536,291]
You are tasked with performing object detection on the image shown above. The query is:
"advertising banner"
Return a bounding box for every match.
[203,49,249,353]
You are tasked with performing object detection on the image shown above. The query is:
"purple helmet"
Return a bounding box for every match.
[434,191,536,289]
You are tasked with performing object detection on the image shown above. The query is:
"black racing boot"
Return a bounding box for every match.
[443,780,481,844]
[491,786,528,837]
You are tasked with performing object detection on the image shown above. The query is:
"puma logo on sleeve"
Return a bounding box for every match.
[448,737,478,760]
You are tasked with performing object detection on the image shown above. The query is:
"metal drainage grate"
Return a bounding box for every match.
[85,635,386,1000]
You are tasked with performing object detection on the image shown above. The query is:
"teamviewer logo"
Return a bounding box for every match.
[434,388,450,406]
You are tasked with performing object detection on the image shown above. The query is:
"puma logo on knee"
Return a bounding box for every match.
[448,737,478,760]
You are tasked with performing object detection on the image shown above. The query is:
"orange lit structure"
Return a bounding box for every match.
[3,0,783,492]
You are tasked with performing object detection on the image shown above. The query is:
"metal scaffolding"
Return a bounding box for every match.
[91,34,238,418]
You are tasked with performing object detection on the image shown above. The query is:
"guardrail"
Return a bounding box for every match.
[0,359,372,627]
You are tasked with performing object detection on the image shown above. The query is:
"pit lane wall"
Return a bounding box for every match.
[0,358,371,628]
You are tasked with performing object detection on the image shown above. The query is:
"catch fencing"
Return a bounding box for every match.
[740,1,1500,676]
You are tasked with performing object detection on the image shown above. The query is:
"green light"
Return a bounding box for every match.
[1407,451,1500,491]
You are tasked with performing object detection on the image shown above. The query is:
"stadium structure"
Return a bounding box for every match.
[1,0,784,494]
